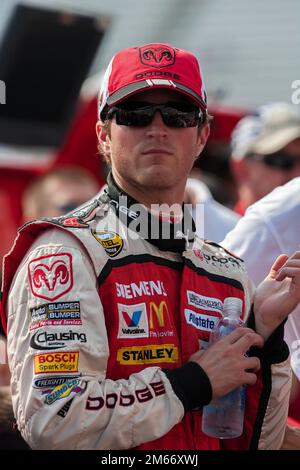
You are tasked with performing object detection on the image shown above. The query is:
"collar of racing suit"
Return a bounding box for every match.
[103,171,196,254]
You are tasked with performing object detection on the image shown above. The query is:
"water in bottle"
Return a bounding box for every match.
[201,297,246,439]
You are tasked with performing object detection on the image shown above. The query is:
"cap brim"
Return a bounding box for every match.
[252,127,300,155]
[106,79,207,110]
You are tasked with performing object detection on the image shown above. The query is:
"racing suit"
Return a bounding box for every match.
[1,174,291,450]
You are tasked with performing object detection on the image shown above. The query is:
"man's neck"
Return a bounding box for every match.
[111,171,186,211]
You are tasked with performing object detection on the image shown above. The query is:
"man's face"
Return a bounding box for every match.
[97,89,209,196]
[246,137,300,201]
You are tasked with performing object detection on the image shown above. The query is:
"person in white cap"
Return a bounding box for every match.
[185,172,240,243]
[222,179,300,401]
[230,102,300,215]
[2,43,300,451]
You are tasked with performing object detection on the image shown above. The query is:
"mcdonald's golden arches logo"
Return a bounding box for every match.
[149,301,170,329]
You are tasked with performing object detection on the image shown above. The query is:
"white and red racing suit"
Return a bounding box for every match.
[0,174,291,450]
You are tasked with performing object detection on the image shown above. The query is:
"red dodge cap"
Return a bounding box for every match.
[98,43,207,120]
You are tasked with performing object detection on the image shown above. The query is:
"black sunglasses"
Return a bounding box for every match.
[105,101,204,128]
[248,151,300,170]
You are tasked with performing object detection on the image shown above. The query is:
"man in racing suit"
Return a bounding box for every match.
[1,43,299,450]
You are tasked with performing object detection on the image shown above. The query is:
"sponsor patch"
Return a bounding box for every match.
[117,303,149,338]
[148,301,174,338]
[34,351,79,375]
[30,301,81,330]
[44,378,82,405]
[194,249,204,261]
[57,397,75,418]
[30,329,86,350]
[92,230,123,257]
[185,309,219,332]
[187,291,223,314]
[28,253,73,301]
[116,280,167,299]
[117,344,178,365]
[50,200,99,228]
[33,375,80,389]
[85,381,166,410]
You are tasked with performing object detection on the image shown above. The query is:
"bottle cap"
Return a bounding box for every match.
[223,297,243,317]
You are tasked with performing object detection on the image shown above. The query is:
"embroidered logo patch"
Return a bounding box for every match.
[117,303,149,338]
[92,230,123,257]
[28,253,73,301]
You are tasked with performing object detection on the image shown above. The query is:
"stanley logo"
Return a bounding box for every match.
[117,344,178,365]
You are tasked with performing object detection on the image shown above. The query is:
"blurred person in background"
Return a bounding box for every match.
[0,165,99,449]
[185,168,240,243]
[2,42,300,450]
[22,165,100,222]
[222,178,300,448]
[0,288,28,449]
[230,102,300,215]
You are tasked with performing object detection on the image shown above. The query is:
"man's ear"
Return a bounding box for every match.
[96,121,108,143]
[96,120,112,157]
[196,124,210,157]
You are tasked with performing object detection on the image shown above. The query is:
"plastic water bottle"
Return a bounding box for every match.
[201,297,246,439]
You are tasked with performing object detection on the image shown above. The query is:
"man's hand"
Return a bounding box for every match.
[254,251,300,340]
[189,327,263,398]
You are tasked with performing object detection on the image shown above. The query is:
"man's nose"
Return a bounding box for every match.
[145,111,168,137]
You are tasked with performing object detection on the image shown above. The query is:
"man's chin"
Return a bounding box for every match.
[138,169,176,189]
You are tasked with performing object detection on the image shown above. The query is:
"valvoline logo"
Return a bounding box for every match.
[122,309,143,327]
[117,303,149,339]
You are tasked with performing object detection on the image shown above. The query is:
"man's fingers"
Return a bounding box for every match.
[242,371,258,386]
[234,331,264,352]
[268,254,289,279]
[288,251,300,261]
[243,356,261,373]
[276,267,300,282]
[270,251,300,280]
[224,327,264,350]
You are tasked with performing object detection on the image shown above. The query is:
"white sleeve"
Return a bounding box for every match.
[221,208,280,286]
[7,229,184,450]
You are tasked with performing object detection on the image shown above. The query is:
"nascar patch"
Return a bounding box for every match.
[92,230,123,257]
